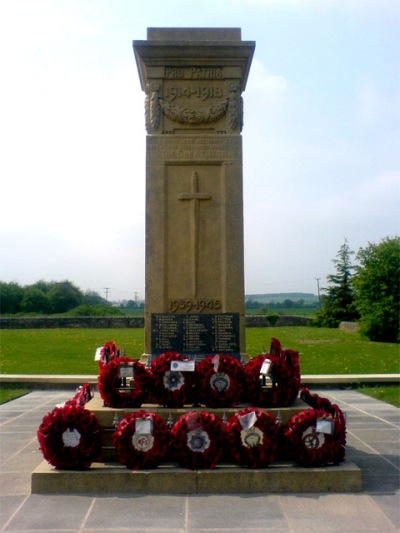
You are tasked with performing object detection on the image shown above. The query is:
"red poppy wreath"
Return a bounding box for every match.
[284,407,345,467]
[98,341,121,370]
[170,411,224,470]
[245,338,301,407]
[299,388,347,463]
[196,354,245,408]
[150,352,196,408]
[65,383,93,408]
[112,411,170,470]
[225,407,279,468]
[98,357,151,408]
[37,404,102,470]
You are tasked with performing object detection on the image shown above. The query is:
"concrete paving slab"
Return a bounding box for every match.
[279,493,398,532]
[187,494,289,531]
[86,494,187,530]
[0,388,398,532]
[4,494,94,531]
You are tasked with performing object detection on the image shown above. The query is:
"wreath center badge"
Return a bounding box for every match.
[62,428,81,448]
[187,428,211,452]
[163,370,184,391]
[210,372,230,393]
[302,427,325,449]
[238,410,263,449]
[132,417,155,452]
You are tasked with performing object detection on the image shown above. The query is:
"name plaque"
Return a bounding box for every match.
[151,313,240,360]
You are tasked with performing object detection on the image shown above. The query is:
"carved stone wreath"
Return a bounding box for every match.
[159,99,228,125]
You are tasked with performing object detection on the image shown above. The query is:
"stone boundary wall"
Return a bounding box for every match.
[0,317,145,329]
[1,315,311,329]
[245,315,312,327]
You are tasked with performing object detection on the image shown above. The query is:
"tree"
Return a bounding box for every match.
[83,290,108,306]
[353,236,400,342]
[315,239,359,327]
[47,281,83,313]
[21,287,50,313]
[0,282,23,314]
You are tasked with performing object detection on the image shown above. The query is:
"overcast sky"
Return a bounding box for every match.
[0,0,399,301]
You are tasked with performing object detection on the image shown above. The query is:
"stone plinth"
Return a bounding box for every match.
[30,395,363,494]
[32,461,362,495]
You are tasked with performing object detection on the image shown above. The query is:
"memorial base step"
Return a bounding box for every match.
[85,395,309,426]
[32,396,362,494]
[85,395,311,462]
[31,460,362,494]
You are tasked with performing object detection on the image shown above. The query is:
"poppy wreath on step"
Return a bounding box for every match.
[170,411,224,470]
[98,357,151,408]
[196,354,245,408]
[299,388,347,463]
[245,338,301,407]
[65,383,94,407]
[37,404,102,470]
[284,407,345,467]
[112,411,170,470]
[98,341,121,370]
[225,407,279,468]
[150,352,196,408]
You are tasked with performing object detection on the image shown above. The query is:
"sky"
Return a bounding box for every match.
[0,0,399,302]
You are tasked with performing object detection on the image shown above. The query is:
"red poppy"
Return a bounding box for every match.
[98,341,121,370]
[170,411,224,469]
[196,354,245,408]
[112,411,170,470]
[284,405,345,467]
[150,352,196,408]
[37,404,102,470]
[98,357,151,408]
[245,338,300,407]
[225,407,279,468]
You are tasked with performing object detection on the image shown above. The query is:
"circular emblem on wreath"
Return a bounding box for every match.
[62,428,81,448]
[163,370,184,391]
[240,426,263,449]
[187,429,211,453]
[210,372,230,393]
[302,427,325,449]
[132,433,155,452]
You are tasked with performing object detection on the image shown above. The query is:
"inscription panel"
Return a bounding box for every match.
[147,135,241,163]
[165,67,224,80]
[151,313,240,359]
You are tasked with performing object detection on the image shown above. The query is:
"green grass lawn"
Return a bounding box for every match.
[0,385,31,404]
[356,385,400,408]
[1,327,399,375]
[1,327,399,406]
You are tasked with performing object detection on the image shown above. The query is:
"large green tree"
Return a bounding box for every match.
[20,287,51,313]
[353,236,400,342]
[315,239,359,327]
[47,281,83,313]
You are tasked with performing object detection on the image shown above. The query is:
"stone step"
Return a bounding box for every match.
[86,395,310,461]
[86,395,308,427]
[32,395,362,494]
[31,460,362,494]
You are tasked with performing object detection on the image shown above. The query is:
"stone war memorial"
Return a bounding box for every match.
[135,28,253,362]
[32,28,362,495]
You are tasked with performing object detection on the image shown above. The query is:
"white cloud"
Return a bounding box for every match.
[247,59,288,99]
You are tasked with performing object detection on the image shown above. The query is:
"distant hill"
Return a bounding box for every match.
[245,293,318,304]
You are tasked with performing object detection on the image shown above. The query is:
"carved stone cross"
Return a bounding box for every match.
[178,171,212,296]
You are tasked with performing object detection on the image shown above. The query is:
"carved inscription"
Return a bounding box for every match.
[169,299,222,313]
[165,67,223,80]
[151,313,240,359]
[147,136,241,162]
[165,85,224,101]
